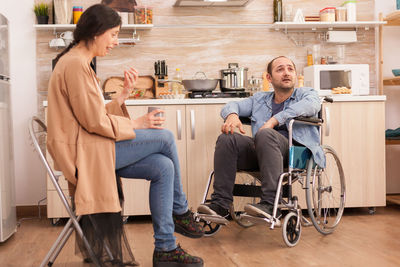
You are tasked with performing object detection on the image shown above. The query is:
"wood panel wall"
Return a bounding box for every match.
[36,0,377,106]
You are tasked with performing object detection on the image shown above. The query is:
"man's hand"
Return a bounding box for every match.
[221,113,245,134]
[260,117,279,130]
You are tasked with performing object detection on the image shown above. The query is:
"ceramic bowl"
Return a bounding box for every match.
[392,69,400,77]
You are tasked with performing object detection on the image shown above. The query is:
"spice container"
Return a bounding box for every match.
[320,7,336,22]
[320,56,327,65]
[307,49,313,66]
[335,7,347,21]
[342,1,357,21]
[73,6,83,24]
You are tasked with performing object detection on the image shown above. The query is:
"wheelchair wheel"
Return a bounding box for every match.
[306,145,345,235]
[200,220,221,236]
[282,212,301,247]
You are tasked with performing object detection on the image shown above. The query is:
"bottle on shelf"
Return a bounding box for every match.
[307,49,313,66]
[274,0,283,22]
[172,68,184,95]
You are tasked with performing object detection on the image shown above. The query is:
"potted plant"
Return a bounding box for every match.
[34,3,49,24]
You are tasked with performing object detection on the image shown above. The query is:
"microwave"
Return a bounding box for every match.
[303,64,369,95]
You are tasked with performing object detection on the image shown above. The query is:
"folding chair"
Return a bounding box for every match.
[29,116,103,267]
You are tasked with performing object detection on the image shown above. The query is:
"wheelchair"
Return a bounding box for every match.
[195,97,346,247]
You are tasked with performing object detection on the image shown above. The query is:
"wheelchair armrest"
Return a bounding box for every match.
[293,116,323,124]
[239,116,252,125]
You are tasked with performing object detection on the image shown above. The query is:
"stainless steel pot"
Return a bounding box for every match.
[220,63,248,92]
[182,72,219,92]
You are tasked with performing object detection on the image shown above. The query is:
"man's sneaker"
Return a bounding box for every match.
[173,210,204,238]
[153,244,203,267]
[197,203,229,217]
[244,202,282,220]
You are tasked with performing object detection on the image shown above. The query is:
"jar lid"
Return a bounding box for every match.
[342,0,357,5]
[320,7,336,12]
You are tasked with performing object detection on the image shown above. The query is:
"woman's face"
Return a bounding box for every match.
[93,25,120,57]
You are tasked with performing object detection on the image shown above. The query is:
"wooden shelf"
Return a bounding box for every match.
[34,24,153,31]
[386,139,400,145]
[384,11,400,26]
[383,77,400,86]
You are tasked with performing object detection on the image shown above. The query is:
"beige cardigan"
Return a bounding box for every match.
[47,49,135,215]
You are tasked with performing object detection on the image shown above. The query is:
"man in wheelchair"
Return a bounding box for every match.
[197,56,325,221]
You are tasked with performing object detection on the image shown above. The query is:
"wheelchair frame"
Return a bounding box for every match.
[196,99,346,247]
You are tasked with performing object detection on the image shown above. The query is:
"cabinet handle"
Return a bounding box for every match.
[177,109,182,140]
[324,106,330,137]
[190,109,195,140]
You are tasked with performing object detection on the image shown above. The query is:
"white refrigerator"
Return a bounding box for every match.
[0,13,16,242]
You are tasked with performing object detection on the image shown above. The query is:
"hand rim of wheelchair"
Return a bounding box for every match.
[282,211,302,247]
[199,219,221,236]
[305,145,346,235]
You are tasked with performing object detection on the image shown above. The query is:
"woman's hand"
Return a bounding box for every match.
[117,67,139,105]
[131,109,166,129]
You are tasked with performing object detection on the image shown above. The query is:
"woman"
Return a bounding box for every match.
[47,4,204,267]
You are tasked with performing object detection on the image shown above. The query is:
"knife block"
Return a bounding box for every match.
[155,76,170,98]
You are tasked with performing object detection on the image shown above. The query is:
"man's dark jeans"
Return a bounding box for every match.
[211,128,289,209]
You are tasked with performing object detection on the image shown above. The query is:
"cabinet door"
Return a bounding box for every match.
[123,105,187,215]
[321,101,386,207]
[186,104,225,208]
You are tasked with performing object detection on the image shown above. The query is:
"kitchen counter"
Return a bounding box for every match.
[42,95,386,107]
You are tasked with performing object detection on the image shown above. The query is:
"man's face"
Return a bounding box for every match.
[267,57,297,92]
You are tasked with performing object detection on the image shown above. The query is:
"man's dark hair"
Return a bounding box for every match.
[53,4,122,66]
[267,56,296,75]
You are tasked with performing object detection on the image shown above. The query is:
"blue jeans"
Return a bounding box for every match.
[115,129,188,251]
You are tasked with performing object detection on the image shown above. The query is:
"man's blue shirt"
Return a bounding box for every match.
[220,87,325,168]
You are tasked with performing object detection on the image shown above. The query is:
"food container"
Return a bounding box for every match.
[134,6,153,24]
[320,7,336,22]
[134,6,146,24]
[342,1,357,21]
[146,7,153,24]
[335,7,347,21]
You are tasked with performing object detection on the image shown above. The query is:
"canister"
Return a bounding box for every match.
[342,1,357,22]
[73,6,83,24]
[335,7,347,21]
[319,7,336,22]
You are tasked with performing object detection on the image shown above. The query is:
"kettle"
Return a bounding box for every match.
[219,63,248,92]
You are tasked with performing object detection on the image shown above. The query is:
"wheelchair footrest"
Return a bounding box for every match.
[197,214,229,225]
[240,214,281,227]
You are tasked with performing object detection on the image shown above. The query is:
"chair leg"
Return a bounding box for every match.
[40,218,75,267]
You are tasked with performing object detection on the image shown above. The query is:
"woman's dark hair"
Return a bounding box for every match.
[53,4,121,66]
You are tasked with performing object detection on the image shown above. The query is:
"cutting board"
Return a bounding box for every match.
[103,75,155,99]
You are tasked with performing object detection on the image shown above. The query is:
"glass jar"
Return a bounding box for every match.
[335,7,347,22]
[319,7,336,22]
[134,6,146,24]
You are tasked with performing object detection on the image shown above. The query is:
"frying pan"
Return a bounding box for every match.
[159,72,219,92]
[182,72,219,92]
